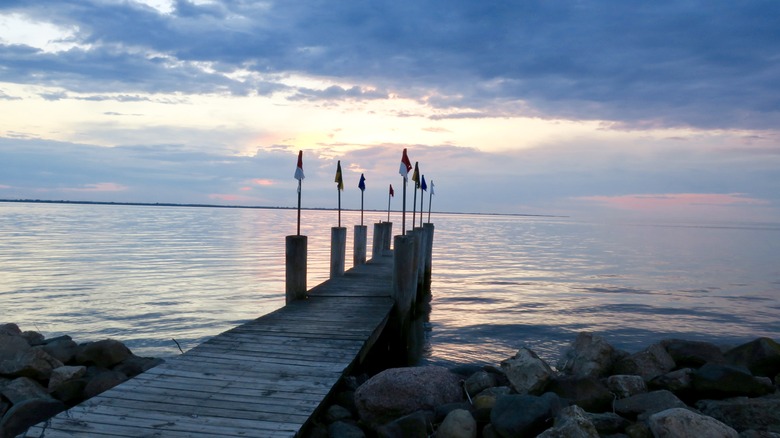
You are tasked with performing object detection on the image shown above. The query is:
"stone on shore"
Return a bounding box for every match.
[0,397,66,438]
[724,337,780,378]
[546,375,613,412]
[354,366,462,427]
[436,409,477,438]
[490,392,564,437]
[537,405,599,438]
[696,396,780,433]
[647,407,738,437]
[48,365,87,391]
[0,335,63,380]
[557,332,617,378]
[661,338,725,368]
[613,390,687,421]
[612,343,676,381]
[375,410,434,438]
[692,363,774,399]
[500,347,554,394]
[605,374,647,398]
[74,339,133,368]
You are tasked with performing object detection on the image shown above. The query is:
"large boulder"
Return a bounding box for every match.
[83,370,128,398]
[648,368,693,393]
[500,348,554,394]
[1,377,49,404]
[375,410,434,438]
[691,363,774,399]
[612,343,676,381]
[0,397,66,438]
[696,396,780,433]
[464,370,496,397]
[724,337,780,378]
[585,412,631,435]
[74,339,133,368]
[39,335,79,364]
[605,375,647,399]
[0,324,22,337]
[661,339,725,368]
[648,408,738,437]
[557,332,617,378]
[490,392,564,438]
[48,365,87,391]
[545,375,613,413]
[537,405,599,438]
[354,366,462,427]
[613,390,687,421]
[0,335,63,380]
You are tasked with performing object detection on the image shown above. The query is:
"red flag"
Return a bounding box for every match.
[399,148,412,179]
[389,184,394,197]
[294,150,304,180]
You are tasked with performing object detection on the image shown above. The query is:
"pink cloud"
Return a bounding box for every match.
[251,179,275,186]
[579,193,769,211]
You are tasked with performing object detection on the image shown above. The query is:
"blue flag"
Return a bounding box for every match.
[358,173,366,191]
[421,175,427,191]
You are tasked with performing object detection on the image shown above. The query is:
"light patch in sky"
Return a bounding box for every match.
[0,13,80,53]
[60,183,129,193]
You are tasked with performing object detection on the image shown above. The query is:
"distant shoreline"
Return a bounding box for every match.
[0,198,568,219]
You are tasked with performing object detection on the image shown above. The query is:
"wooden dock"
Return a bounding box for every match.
[24,253,397,437]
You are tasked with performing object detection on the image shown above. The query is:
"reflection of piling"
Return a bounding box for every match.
[330,227,347,278]
[285,235,307,304]
[353,225,367,267]
[422,223,435,290]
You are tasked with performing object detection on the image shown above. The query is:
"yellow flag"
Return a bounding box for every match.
[411,162,420,188]
[335,160,344,191]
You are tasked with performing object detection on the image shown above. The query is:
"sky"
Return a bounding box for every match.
[1,0,779,223]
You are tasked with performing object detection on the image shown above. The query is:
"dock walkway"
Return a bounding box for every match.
[24,253,396,437]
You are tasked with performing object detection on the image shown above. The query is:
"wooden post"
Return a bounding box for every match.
[372,222,384,260]
[285,235,307,304]
[382,222,393,251]
[330,227,347,278]
[414,227,427,293]
[353,225,367,266]
[423,223,435,291]
[392,234,416,326]
[406,228,421,298]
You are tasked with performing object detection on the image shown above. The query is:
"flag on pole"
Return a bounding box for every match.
[399,148,412,179]
[411,162,420,188]
[430,180,435,195]
[358,174,366,191]
[421,175,427,192]
[335,160,344,191]
[389,184,394,197]
[294,150,305,180]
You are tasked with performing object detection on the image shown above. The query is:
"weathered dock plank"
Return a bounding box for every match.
[23,254,396,438]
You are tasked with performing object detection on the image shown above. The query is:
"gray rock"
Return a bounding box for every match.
[546,375,613,413]
[648,407,738,437]
[83,370,128,398]
[20,330,45,346]
[40,336,78,364]
[74,339,133,368]
[464,370,496,397]
[112,355,164,377]
[435,402,472,423]
[585,412,631,435]
[329,420,366,438]
[490,392,564,438]
[613,390,687,421]
[625,421,653,438]
[724,337,780,378]
[437,409,477,438]
[48,365,87,391]
[605,375,647,399]
[1,377,50,404]
[500,347,554,394]
[354,366,462,427]
[692,363,774,399]
[648,368,693,393]
[661,338,726,367]
[697,396,780,433]
[1,335,63,380]
[326,404,354,423]
[612,343,676,382]
[375,410,434,438]
[0,397,65,438]
[50,378,88,404]
[740,431,780,438]
[0,324,22,337]
[537,405,599,438]
[558,332,617,378]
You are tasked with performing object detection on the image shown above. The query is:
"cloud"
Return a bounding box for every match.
[1,1,778,129]
[59,182,129,192]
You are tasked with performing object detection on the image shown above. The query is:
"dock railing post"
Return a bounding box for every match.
[372,222,384,261]
[330,227,347,278]
[414,227,427,294]
[423,223,435,290]
[406,228,421,298]
[382,222,393,252]
[391,234,415,354]
[353,225,367,266]
[285,235,307,304]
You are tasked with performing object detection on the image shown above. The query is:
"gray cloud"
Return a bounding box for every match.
[1,1,778,129]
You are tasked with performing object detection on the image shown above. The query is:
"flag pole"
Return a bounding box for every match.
[420,175,424,228]
[297,179,302,236]
[338,188,341,228]
[427,180,433,223]
[402,179,407,235]
[360,190,364,226]
[387,185,392,222]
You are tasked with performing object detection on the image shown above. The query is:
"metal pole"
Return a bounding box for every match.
[297,179,302,236]
[419,182,424,228]
[361,190,364,226]
[402,179,407,235]
[427,190,432,223]
[338,189,341,228]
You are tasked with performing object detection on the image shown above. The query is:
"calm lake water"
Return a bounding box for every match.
[2,202,779,367]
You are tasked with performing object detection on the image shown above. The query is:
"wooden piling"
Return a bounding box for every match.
[392,234,416,324]
[382,222,393,251]
[330,226,347,278]
[285,234,307,304]
[423,223,435,290]
[372,222,384,260]
[414,227,427,292]
[353,225,367,266]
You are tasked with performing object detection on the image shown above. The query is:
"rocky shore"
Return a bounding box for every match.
[0,323,163,437]
[306,333,780,437]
